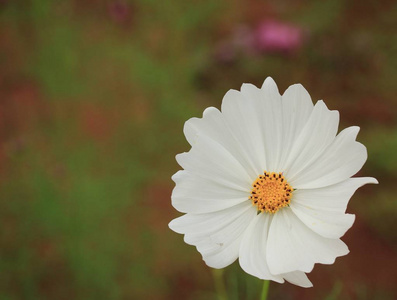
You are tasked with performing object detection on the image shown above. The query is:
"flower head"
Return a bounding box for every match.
[254,20,305,53]
[169,77,377,287]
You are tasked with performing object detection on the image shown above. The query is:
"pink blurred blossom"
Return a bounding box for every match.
[108,1,131,24]
[214,20,306,63]
[253,20,305,53]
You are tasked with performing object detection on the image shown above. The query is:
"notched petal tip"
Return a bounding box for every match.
[261,77,280,93]
[240,82,258,91]
[283,271,313,288]
[263,76,276,84]
[348,126,361,137]
[283,83,305,93]
[220,89,242,112]
[351,176,378,187]
[202,106,220,117]
[315,99,339,113]
[168,219,179,232]
[175,152,188,167]
[223,88,240,97]
[282,83,312,100]
[168,215,189,234]
[183,107,221,146]
[171,170,184,183]
[358,177,379,184]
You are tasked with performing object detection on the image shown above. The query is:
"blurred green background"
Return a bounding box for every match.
[0,0,396,299]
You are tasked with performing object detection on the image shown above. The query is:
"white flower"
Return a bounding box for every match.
[169,77,378,288]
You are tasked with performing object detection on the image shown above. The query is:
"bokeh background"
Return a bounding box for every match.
[0,0,396,299]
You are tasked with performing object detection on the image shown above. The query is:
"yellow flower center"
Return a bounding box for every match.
[249,171,293,214]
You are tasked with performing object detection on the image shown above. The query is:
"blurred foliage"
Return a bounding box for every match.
[0,0,396,299]
[365,127,397,175]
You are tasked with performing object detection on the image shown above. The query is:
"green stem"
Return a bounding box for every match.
[260,280,270,300]
[212,269,227,300]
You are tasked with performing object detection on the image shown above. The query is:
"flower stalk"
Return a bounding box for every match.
[260,280,270,300]
[212,269,227,300]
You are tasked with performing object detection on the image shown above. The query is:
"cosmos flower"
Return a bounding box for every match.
[254,20,305,53]
[169,77,377,287]
[213,21,306,63]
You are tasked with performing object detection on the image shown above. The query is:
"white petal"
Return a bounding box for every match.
[183,107,222,147]
[221,88,268,177]
[176,133,252,191]
[171,170,249,213]
[259,77,284,171]
[169,202,249,235]
[199,237,242,268]
[266,209,349,274]
[291,126,368,189]
[169,203,256,269]
[224,78,283,175]
[240,83,265,101]
[289,177,378,238]
[261,77,280,95]
[184,105,261,181]
[238,212,314,287]
[290,202,355,239]
[199,207,257,268]
[282,271,313,288]
[293,177,378,213]
[284,100,339,181]
[184,107,241,163]
[278,84,314,171]
[239,213,284,283]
